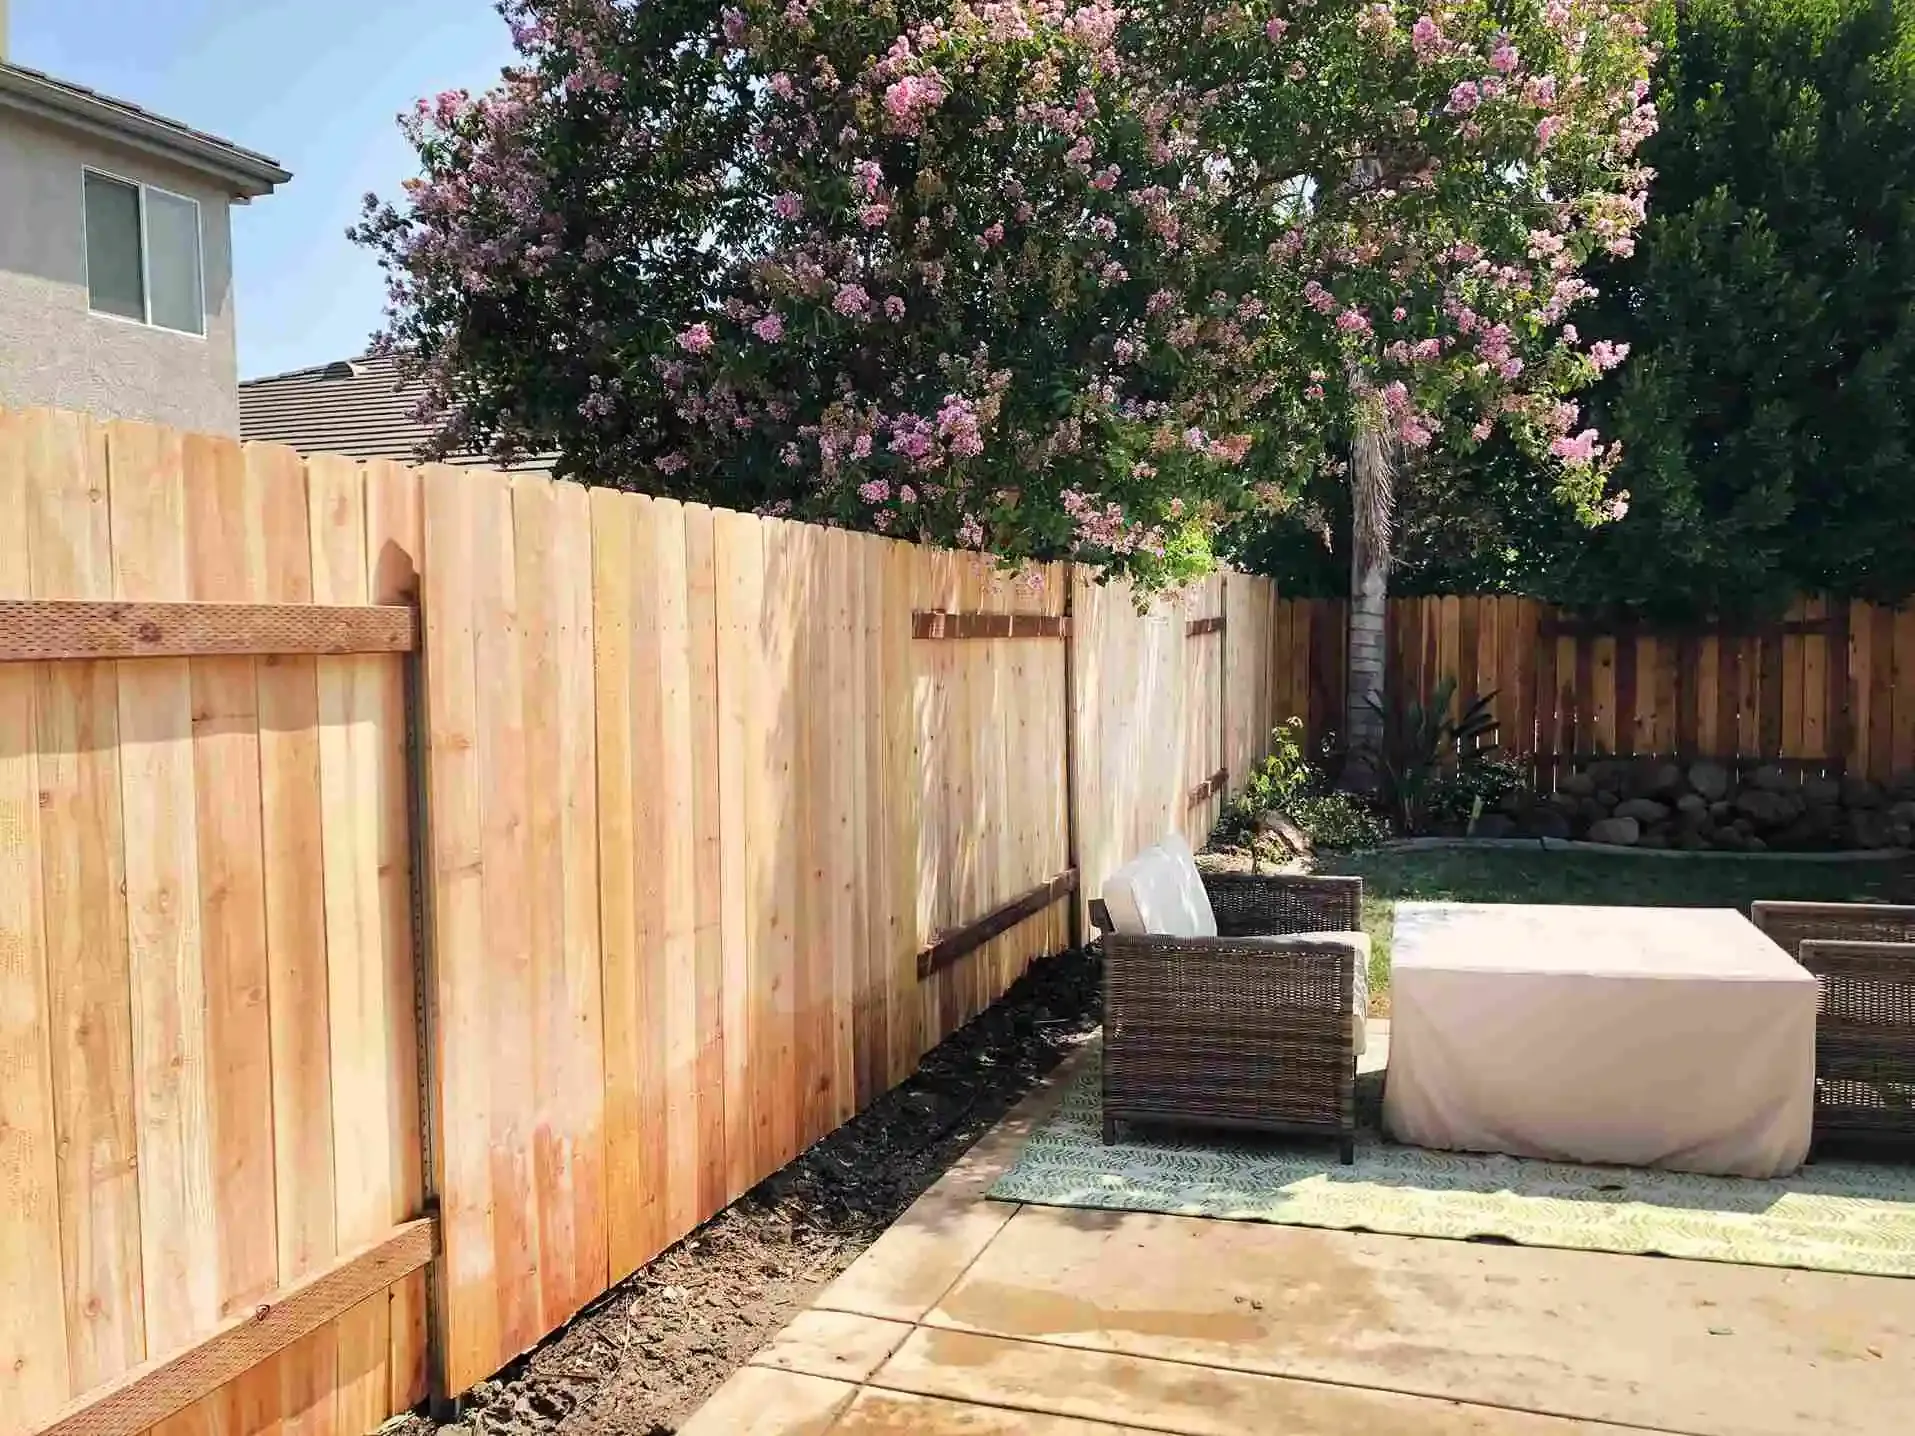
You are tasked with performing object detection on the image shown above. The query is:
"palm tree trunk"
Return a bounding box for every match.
[1346,420,1395,774]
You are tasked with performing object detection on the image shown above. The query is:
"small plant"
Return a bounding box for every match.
[1217,718,1315,844]
[1427,755,1529,833]
[1219,718,1387,854]
[1364,677,1502,835]
[1286,792,1389,851]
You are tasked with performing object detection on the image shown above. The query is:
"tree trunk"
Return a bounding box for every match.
[1345,421,1395,775]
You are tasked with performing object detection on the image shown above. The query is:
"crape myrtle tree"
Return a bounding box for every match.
[353,0,1273,585]
[1134,0,1657,747]
[355,0,1654,617]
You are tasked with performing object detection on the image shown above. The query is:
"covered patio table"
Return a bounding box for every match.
[1382,903,1816,1178]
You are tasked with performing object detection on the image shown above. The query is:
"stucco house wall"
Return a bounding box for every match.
[0,109,242,434]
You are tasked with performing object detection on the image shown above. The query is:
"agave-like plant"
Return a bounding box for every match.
[1363,676,1501,835]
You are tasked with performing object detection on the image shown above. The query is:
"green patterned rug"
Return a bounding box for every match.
[990,1051,1915,1278]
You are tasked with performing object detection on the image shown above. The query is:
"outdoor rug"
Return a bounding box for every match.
[990,1050,1915,1278]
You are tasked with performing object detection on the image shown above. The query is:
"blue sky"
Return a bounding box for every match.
[10,0,518,378]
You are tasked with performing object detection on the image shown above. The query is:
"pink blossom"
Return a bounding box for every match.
[1524,75,1559,108]
[1302,280,1337,314]
[979,221,1005,247]
[1498,356,1525,379]
[1398,414,1436,447]
[1588,340,1630,371]
[1490,41,1520,74]
[858,479,890,504]
[1335,308,1372,334]
[1551,429,1601,465]
[852,435,874,460]
[772,191,803,221]
[1471,418,1495,442]
[858,202,891,228]
[958,515,985,549]
[1411,15,1445,57]
[897,482,915,502]
[1447,81,1481,115]
[1265,16,1289,40]
[833,284,871,318]
[676,323,714,355]
[769,72,796,100]
[1536,115,1564,147]
[720,7,747,42]
[752,312,785,342]
[854,159,884,197]
[1603,490,1632,521]
[883,295,906,321]
[1392,306,1407,322]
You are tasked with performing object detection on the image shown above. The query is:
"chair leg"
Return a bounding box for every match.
[1103,1114,1119,1145]
[1339,1133,1356,1166]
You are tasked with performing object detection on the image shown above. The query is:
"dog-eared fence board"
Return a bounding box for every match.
[3,405,1292,1424]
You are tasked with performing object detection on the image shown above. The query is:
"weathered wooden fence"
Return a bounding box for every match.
[0,407,1287,1436]
[1271,593,1915,783]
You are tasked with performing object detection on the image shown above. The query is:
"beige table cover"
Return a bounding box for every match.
[1382,904,1815,1178]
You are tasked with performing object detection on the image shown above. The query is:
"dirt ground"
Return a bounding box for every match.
[387,948,1102,1436]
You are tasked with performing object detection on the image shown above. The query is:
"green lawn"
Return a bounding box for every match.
[1314,847,1915,1010]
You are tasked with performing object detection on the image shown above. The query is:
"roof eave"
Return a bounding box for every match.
[0,67,291,198]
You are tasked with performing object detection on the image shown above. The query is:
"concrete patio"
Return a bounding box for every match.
[678,1031,1915,1436]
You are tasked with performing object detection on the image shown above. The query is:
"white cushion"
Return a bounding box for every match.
[1245,931,1371,1055]
[1101,832,1218,939]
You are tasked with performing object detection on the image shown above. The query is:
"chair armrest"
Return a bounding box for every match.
[1200,871,1363,937]
[1753,902,1915,955]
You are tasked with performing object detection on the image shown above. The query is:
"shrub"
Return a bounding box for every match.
[1219,718,1388,851]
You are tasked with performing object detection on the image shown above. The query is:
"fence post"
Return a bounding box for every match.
[1062,562,1083,951]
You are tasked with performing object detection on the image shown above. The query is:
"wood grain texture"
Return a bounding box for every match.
[0,411,68,1435]
[107,418,218,1358]
[420,465,498,1396]
[0,600,415,661]
[20,411,146,1393]
[28,1220,433,1436]
[181,434,279,1334]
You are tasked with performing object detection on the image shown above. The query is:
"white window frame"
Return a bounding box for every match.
[80,165,206,339]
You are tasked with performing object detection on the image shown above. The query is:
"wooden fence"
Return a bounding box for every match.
[0,407,1287,1436]
[1271,593,1915,782]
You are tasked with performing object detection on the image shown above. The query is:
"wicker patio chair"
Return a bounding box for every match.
[1751,902,1915,1149]
[1092,871,1366,1163]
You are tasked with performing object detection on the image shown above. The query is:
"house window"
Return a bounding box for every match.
[83,170,205,336]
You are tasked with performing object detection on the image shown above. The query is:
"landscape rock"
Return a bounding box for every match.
[1748,765,1794,793]
[1470,814,1519,839]
[1523,809,1573,840]
[1259,811,1313,856]
[1847,808,1897,850]
[1802,776,1844,808]
[1637,830,1670,850]
[1890,799,1915,827]
[1688,761,1732,802]
[1709,799,1735,823]
[1614,797,1672,824]
[1587,816,1641,846]
[1675,793,1711,820]
[1559,771,1596,798]
[1641,762,1687,799]
[1735,789,1800,828]
[1842,775,1885,809]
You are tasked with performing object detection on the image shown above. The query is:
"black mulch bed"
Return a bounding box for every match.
[386,946,1102,1436]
